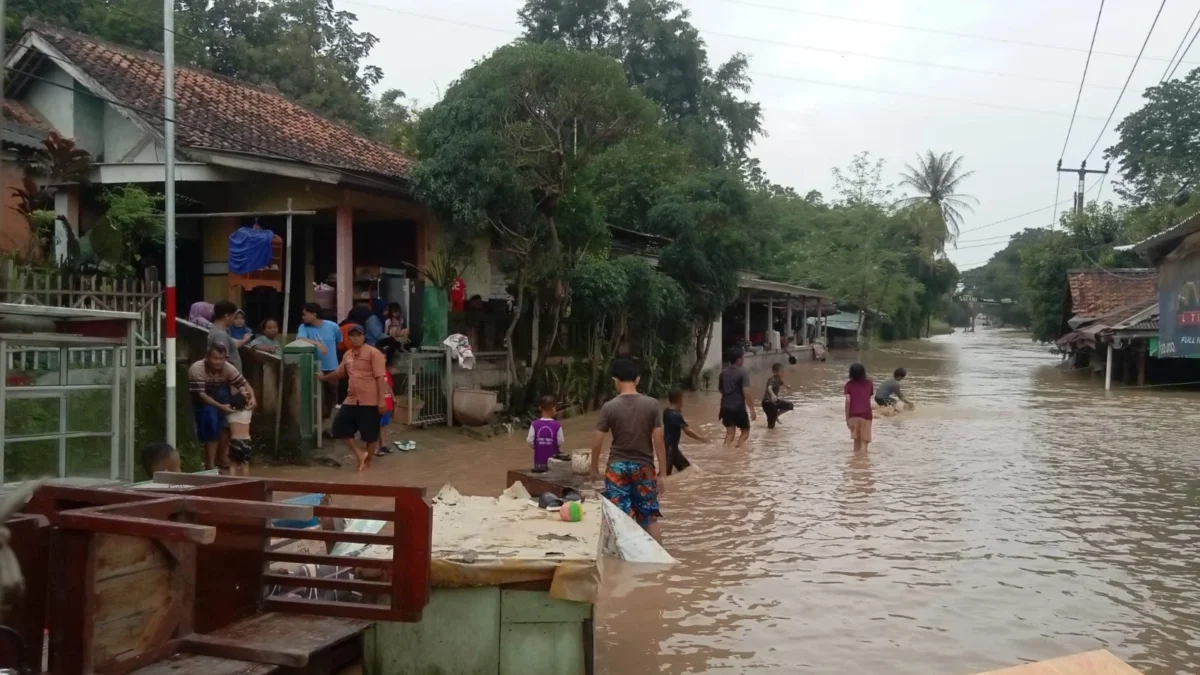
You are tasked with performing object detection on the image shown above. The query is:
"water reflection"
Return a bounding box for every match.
[263,329,1200,674]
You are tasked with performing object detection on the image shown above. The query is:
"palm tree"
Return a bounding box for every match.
[898,151,977,247]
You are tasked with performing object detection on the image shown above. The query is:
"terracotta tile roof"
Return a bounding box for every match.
[27,22,412,179]
[3,100,50,132]
[1067,269,1158,319]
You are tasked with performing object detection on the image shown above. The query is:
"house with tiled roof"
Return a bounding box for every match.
[1058,268,1161,389]
[5,21,436,329]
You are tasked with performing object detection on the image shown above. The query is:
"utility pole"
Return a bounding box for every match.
[1056,159,1110,216]
[163,0,177,447]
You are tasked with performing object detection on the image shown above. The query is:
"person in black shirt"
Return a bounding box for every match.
[663,387,710,475]
[761,362,794,429]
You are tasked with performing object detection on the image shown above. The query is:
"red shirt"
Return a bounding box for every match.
[844,379,874,420]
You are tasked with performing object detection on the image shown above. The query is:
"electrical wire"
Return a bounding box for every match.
[953,196,1077,236]
[1167,20,1200,80]
[1059,0,1105,161]
[1084,0,1168,162]
[1161,6,1200,81]
[718,0,1194,65]
[1051,175,1064,232]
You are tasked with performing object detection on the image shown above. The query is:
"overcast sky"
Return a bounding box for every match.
[343,0,1198,271]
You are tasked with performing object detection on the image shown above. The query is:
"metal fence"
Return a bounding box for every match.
[0,263,163,371]
[397,349,452,427]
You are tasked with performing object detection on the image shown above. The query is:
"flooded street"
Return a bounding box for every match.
[266,329,1200,674]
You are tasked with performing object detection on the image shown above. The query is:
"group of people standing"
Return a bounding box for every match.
[186,295,413,474]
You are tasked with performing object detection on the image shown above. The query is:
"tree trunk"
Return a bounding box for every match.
[503,273,525,402]
[687,319,714,388]
[524,292,566,409]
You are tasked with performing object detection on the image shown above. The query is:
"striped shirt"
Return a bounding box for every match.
[187,360,247,396]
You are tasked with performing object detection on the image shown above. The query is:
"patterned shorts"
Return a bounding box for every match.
[229,438,252,464]
[604,460,661,527]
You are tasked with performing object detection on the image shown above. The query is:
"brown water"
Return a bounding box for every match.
[267,329,1200,674]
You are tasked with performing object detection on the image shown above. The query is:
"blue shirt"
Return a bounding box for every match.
[365,314,384,347]
[298,320,342,371]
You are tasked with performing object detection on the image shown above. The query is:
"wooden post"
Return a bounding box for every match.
[766,297,774,349]
[1105,343,1114,390]
[743,296,751,344]
[335,203,353,320]
[1137,342,1147,386]
[785,299,793,347]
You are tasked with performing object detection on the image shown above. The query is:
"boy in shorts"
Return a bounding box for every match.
[318,324,389,471]
[590,358,668,542]
[663,387,709,475]
[227,391,256,476]
[718,348,756,448]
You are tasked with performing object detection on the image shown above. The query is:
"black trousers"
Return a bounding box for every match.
[761,398,794,429]
[666,444,691,475]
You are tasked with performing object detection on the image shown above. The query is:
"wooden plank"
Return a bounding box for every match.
[261,598,400,623]
[179,635,308,668]
[1,515,49,672]
[95,534,167,582]
[180,496,313,521]
[972,651,1143,675]
[49,528,96,674]
[500,590,592,625]
[151,472,252,487]
[391,493,432,622]
[312,506,394,521]
[262,573,391,595]
[264,479,425,500]
[58,512,216,545]
[203,612,371,661]
[264,527,389,546]
[265,551,393,570]
[127,653,276,675]
[364,587,500,675]
[499,622,586,675]
[93,565,171,626]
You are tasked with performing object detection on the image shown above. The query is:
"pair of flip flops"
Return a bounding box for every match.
[536,488,584,509]
[375,440,417,457]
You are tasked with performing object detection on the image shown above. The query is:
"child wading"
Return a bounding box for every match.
[844,363,874,453]
[528,396,564,473]
[875,367,912,410]
[140,442,181,478]
[663,387,709,475]
[761,362,794,429]
[591,358,667,542]
[718,348,756,448]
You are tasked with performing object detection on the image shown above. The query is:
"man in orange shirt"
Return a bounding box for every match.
[319,324,390,471]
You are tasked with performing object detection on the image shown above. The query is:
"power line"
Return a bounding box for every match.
[1167,21,1200,80]
[1060,0,1105,161]
[340,0,1125,93]
[958,197,1073,236]
[755,71,1109,120]
[1051,174,1064,232]
[705,30,1121,90]
[718,0,1196,65]
[1083,0,1168,162]
[1161,6,1200,81]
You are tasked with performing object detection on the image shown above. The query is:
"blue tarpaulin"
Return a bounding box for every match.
[228,226,275,275]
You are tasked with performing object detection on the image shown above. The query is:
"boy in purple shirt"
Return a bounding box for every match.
[527,396,564,473]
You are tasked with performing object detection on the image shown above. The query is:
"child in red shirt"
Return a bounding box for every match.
[843,362,874,453]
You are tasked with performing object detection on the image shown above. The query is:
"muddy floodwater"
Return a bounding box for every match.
[264,329,1200,674]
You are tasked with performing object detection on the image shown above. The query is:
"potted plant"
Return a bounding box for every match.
[393,393,424,425]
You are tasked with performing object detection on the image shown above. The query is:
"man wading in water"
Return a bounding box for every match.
[718,348,756,448]
[591,358,668,543]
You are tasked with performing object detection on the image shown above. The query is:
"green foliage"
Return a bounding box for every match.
[1108,68,1200,206]
[13,0,385,134]
[372,89,423,156]
[897,150,977,245]
[1019,230,1079,343]
[519,0,763,167]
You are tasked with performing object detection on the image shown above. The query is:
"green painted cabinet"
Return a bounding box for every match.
[365,587,592,675]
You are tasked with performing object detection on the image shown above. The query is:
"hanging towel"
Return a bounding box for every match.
[442,333,476,370]
[228,226,275,275]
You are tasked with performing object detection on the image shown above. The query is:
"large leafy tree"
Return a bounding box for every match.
[411,42,658,401]
[519,0,763,168]
[1107,69,1200,206]
[11,0,384,134]
[897,150,976,246]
